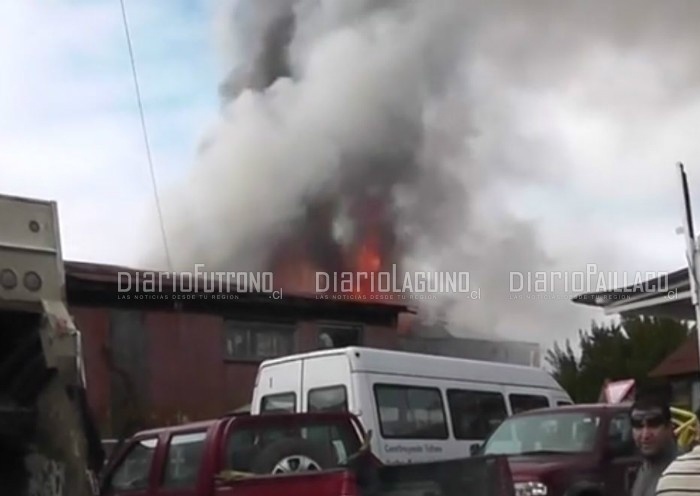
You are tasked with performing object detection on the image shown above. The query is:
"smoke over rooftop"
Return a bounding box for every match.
[147,0,700,345]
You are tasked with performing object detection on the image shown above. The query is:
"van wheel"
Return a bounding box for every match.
[250,438,333,475]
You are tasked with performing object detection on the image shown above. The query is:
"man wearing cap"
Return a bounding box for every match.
[630,396,678,496]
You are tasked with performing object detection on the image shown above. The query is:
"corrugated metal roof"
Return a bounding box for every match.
[649,332,699,378]
[63,260,415,316]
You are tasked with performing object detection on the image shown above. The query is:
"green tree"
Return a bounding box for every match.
[546,316,692,403]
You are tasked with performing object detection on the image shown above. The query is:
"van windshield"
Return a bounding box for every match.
[483,412,600,455]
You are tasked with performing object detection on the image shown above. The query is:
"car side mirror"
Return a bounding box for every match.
[470,443,483,456]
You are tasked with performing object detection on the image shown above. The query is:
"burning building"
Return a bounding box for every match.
[63,260,413,437]
[268,192,404,299]
[159,0,471,305]
[148,0,551,363]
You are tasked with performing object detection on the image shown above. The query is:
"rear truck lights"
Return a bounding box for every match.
[23,271,42,292]
[0,269,42,291]
[0,268,18,289]
[515,481,548,496]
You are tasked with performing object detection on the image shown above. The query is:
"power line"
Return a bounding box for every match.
[118,0,174,272]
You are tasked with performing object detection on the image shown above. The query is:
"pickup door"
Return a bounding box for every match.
[100,429,210,496]
[604,412,641,496]
[100,414,365,496]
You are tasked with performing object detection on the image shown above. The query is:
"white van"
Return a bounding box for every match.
[250,346,572,464]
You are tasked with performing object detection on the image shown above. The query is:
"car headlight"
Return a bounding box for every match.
[514,482,548,496]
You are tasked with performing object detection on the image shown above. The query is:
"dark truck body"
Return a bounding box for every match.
[481,404,641,496]
[0,193,103,495]
[100,412,515,496]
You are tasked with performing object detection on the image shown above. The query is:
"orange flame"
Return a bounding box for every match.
[268,197,398,302]
[350,231,383,300]
[356,238,382,273]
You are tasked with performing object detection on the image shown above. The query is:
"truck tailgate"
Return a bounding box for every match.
[214,469,356,496]
[375,455,515,496]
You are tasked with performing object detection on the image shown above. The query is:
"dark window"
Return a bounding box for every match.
[107,438,157,492]
[303,424,357,464]
[223,320,295,360]
[161,432,206,489]
[374,384,448,440]
[317,323,362,348]
[557,400,573,407]
[509,394,550,414]
[261,392,296,413]
[308,386,348,412]
[447,389,508,440]
[608,413,635,457]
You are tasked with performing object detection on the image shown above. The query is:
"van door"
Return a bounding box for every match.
[301,354,352,413]
[369,377,453,464]
[101,437,159,496]
[444,383,510,456]
[253,360,302,414]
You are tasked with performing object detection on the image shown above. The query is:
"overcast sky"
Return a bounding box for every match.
[3,1,699,348]
[1,0,220,265]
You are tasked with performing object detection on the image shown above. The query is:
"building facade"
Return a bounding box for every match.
[399,318,542,367]
[65,261,411,438]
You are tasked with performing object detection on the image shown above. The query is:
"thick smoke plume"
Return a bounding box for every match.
[164,0,473,280]
[150,0,700,345]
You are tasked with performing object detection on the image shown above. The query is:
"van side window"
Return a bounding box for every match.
[447,389,508,440]
[308,386,348,412]
[374,384,448,440]
[509,394,550,414]
[261,392,296,413]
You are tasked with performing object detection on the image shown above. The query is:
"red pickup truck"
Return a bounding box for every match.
[99,411,515,496]
[478,404,641,496]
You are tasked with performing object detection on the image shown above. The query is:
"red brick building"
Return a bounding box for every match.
[64,261,412,438]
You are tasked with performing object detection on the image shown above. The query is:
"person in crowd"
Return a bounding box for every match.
[655,410,700,496]
[630,394,677,496]
[656,441,700,496]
